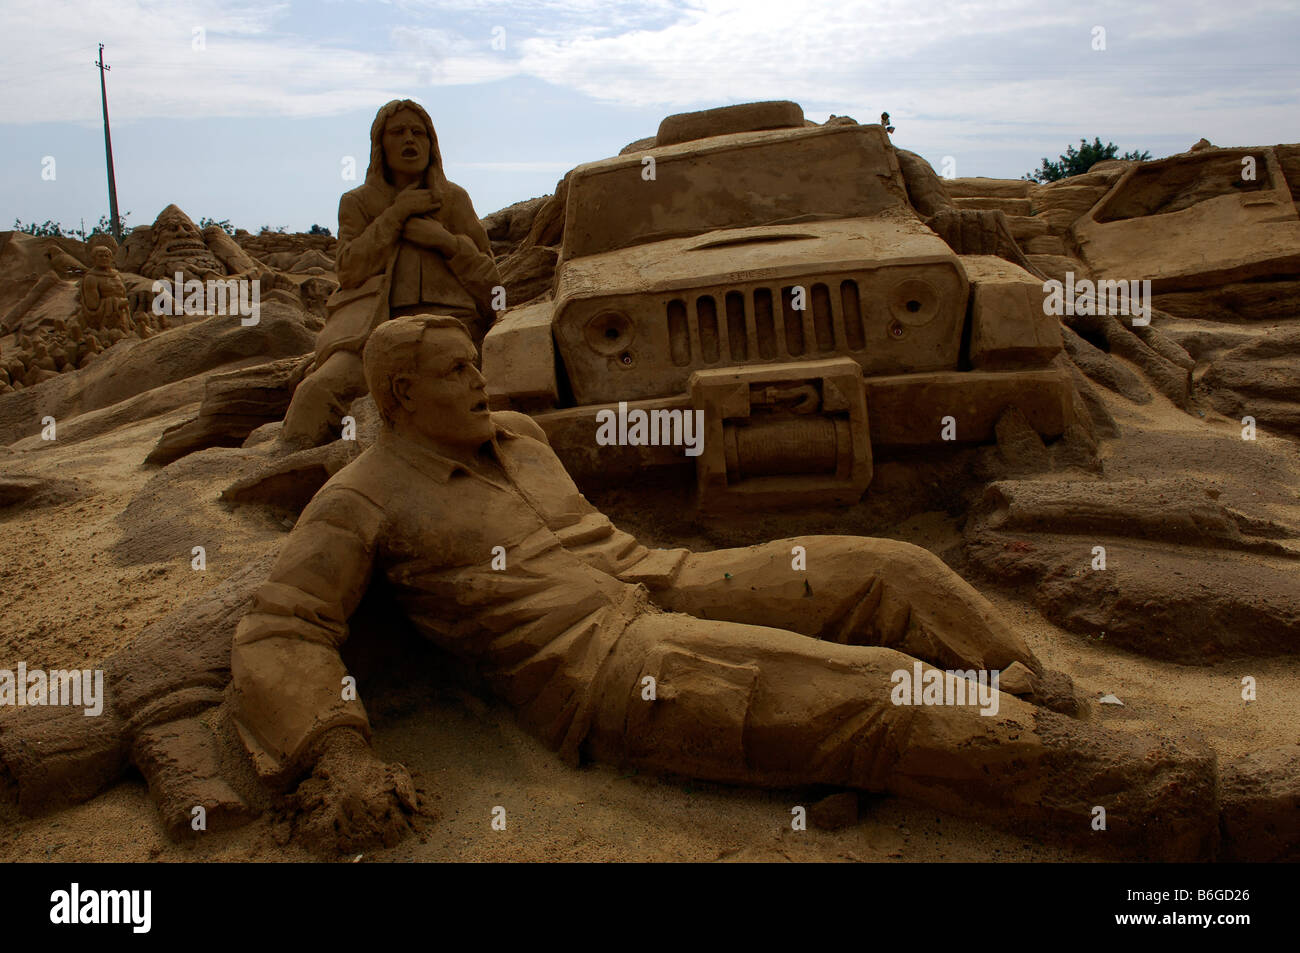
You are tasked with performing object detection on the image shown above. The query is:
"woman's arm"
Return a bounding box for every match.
[334,193,406,289]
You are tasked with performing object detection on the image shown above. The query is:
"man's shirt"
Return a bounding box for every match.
[231,417,685,780]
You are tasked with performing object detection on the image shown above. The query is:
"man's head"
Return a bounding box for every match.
[91,245,114,269]
[363,314,493,451]
[141,204,224,281]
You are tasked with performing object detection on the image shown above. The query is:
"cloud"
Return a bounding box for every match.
[2,0,1295,161]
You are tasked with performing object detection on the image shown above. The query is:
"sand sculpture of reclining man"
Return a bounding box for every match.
[279,100,501,450]
[232,314,1218,857]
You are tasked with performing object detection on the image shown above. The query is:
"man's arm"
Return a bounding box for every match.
[230,484,385,784]
[81,276,101,312]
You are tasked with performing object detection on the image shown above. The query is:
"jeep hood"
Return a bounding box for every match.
[555,213,961,308]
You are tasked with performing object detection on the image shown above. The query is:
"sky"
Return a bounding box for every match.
[2,0,1298,234]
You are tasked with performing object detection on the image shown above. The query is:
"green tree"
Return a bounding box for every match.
[12,214,131,239]
[1024,137,1152,183]
[12,219,67,237]
[90,212,131,237]
[307,224,332,236]
[199,216,235,236]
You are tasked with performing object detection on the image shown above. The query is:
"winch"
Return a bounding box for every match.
[690,357,872,511]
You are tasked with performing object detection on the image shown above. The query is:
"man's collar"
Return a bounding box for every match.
[376,421,521,485]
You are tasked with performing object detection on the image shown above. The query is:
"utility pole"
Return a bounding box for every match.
[95,43,122,242]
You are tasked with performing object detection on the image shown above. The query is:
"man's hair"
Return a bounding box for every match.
[363,314,472,425]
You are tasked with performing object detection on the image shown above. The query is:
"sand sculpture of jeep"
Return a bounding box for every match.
[484,102,1073,510]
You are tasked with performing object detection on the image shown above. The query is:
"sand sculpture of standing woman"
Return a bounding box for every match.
[281,99,501,448]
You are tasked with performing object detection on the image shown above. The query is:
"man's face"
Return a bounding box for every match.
[92,247,113,268]
[143,212,223,278]
[383,109,431,180]
[397,327,493,449]
[157,215,206,255]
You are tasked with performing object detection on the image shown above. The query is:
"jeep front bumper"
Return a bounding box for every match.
[532,364,1073,509]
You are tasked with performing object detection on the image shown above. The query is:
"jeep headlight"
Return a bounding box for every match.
[584,310,634,356]
[888,277,942,327]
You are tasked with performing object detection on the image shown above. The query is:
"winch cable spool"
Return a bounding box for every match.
[723,415,849,478]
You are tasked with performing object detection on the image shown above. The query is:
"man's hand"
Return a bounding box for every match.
[390,188,440,221]
[292,727,418,856]
[402,217,462,256]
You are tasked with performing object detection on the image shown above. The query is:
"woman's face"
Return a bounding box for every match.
[382,109,431,179]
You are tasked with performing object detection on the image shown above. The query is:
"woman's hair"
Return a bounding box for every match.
[366,99,448,195]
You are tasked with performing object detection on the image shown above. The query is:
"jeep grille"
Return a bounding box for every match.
[666,278,866,367]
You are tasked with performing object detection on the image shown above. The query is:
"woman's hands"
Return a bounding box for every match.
[402,217,463,256]
[390,187,439,220]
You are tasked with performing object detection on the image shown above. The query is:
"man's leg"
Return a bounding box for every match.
[280,349,367,449]
[650,535,1036,673]
[583,612,1218,860]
